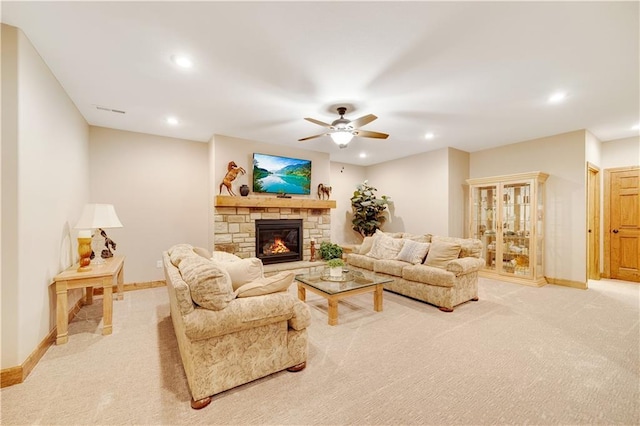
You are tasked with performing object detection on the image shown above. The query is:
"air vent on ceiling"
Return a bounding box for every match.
[95,105,126,114]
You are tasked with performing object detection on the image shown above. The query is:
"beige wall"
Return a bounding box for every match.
[365,148,453,237]
[448,148,470,237]
[1,25,90,368]
[470,130,588,284]
[211,134,331,201]
[585,130,602,166]
[89,127,209,283]
[601,136,640,169]
[329,162,367,245]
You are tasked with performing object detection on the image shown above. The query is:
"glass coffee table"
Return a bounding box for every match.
[295,269,393,326]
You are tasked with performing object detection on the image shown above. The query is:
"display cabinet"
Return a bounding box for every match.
[467,172,549,286]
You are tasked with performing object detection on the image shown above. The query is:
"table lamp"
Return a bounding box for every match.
[74,203,123,272]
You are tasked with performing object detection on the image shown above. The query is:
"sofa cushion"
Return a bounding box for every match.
[372,230,404,239]
[367,234,405,259]
[424,240,461,269]
[211,251,242,262]
[402,264,456,288]
[214,257,264,290]
[346,253,376,270]
[179,255,235,310]
[404,233,432,243]
[236,271,294,297]
[395,240,431,264]
[432,235,482,258]
[373,259,408,277]
[358,236,375,255]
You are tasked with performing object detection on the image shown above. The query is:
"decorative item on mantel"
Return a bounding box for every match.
[219,161,246,196]
[317,183,332,200]
[310,238,316,261]
[239,184,250,197]
[74,203,123,272]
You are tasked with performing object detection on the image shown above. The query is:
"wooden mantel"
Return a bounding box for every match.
[215,195,336,209]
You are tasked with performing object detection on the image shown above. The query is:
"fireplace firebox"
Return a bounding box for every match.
[255,219,303,265]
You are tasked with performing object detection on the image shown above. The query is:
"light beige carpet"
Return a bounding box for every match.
[1,277,638,425]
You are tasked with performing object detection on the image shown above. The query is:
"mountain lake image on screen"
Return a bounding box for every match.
[252,153,312,195]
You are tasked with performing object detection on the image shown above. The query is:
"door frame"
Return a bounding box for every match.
[586,162,600,281]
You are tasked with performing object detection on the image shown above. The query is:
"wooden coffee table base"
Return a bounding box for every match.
[297,282,383,326]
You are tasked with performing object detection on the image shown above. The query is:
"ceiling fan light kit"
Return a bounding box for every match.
[299,106,389,148]
[331,130,354,148]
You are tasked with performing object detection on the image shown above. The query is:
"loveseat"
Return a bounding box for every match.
[345,232,485,312]
[163,244,311,409]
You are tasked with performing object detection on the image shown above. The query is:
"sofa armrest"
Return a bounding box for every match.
[446,257,486,276]
[288,299,311,331]
[183,293,305,341]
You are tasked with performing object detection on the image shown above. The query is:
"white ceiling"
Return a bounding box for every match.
[2,1,639,166]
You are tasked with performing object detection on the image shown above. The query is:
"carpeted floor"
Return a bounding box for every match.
[1,277,638,425]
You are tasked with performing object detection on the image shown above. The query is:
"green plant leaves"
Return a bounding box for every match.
[350,181,390,237]
[318,242,343,260]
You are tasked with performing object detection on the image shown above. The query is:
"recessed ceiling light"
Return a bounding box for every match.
[424,132,435,140]
[548,92,567,103]
[632,123,639,131]
[166,117,179,125]
[359,153,367,158]
[171,55,193,68]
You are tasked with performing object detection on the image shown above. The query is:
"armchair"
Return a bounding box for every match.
[163,245,310,409]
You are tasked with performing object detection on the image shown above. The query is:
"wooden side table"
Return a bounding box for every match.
[54,255,125,345]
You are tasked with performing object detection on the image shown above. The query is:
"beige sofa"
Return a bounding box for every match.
[346,232,485,312]
[163,244,311,409]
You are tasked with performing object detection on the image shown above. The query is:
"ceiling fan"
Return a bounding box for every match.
[298,107,389,148]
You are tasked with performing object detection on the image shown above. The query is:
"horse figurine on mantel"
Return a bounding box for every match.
[317,183,332,200]
[219,161,246,196]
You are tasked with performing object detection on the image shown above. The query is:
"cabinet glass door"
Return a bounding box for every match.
[471,185,498,271]
[467,172,547,286]
[501,182,532,277]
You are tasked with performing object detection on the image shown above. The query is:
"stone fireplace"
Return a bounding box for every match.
[213,196,336,262]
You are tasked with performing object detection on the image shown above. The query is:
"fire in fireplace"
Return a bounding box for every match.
[255,219,303,265]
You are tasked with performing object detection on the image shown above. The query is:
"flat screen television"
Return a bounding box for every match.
[252,153,311,195]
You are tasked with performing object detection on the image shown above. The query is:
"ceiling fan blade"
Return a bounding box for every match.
[350,114,378,128]
[298,133,327,142]
[354,130,389,139]
[304,117,333,128]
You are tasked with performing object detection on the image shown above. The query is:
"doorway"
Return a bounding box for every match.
[587,163,600,281]
[603,166,640,282]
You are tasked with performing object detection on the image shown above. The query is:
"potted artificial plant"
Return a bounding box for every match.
[351,180,391,237]
[326,258,345,278]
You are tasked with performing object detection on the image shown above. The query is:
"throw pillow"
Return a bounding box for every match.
[192,246,212,259]
[214,257,264,291]
[169,244,195,267]
[179,255,235,310]
[358,236,375,255]
[424,241,462,269]
[367,234,405,259]
[395,240,431,264]
[236,271,295,298]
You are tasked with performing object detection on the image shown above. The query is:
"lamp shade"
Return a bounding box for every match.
[74,204,123,229]
[330,130,354,146]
